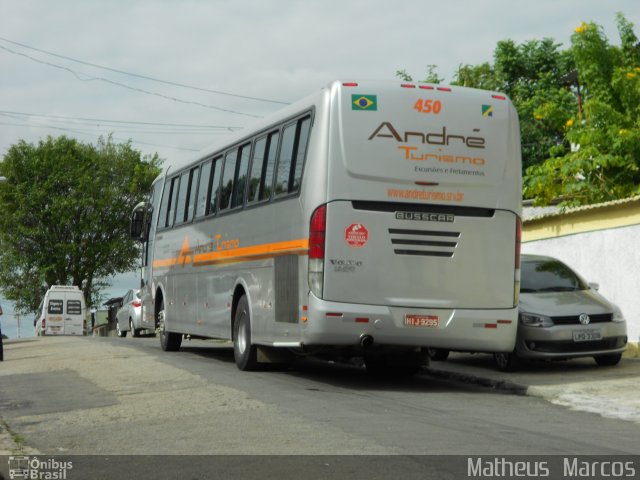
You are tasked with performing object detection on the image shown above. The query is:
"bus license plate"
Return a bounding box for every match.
[404,314,439,328]
[572,330,602,342]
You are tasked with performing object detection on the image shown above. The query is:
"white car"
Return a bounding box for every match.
[115,289,142,337]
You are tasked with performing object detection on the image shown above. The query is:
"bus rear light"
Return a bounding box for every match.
[437,87,452,92]
[343,82,359,87]
[492,94,507,100]
[355,317,369,323]
[419,85,434,90]
[326,312,343,318]
[309,205,327,298]
[514,217,522,305]
[401,84,416,88]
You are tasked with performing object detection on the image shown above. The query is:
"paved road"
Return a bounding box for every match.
[1,336,639,478]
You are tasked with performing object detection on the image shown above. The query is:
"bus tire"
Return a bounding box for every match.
[233,295,257,371]
[426,348,449,361]
[158,301,182,352]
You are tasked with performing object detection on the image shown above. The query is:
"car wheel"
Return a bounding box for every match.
[493,351,520,372]
[116,322,127,338]
[158,301,182,352]
[130,318,139,338]
[426,347,450,361]
[594,353,622,367]
[233,295,257,371]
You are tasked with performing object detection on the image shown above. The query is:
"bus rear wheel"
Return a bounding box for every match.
[158,302,182,352]
[233,295,257,371]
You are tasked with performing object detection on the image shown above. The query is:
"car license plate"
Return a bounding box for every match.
[404,314,439,328]
[572,330,602,342]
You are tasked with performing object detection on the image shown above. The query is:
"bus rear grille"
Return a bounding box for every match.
[389,228,459,257]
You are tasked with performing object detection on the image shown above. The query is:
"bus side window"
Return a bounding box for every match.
[158,177,176,229]
[274,124,296,196]
[208,156,223,215]
[232,143,251,208]
[261,131,279,201]
[165,176,180,227]
[194,160,212,219]
[174,171,190,225]
[291,117,311,193]
[219,150,238,212]
[185,166,199,222]
[247,136,267,205]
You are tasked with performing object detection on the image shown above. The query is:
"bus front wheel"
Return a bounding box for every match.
[233,295,257,371]
[158,302,182,352]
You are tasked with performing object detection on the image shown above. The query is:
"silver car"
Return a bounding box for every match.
[427,254,628,371]
[493,254,628,371]
[115,289,142,338]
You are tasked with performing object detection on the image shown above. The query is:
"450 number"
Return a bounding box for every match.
[414,99,442,114]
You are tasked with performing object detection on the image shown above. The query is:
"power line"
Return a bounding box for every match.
[0,110,243,131]
[0,36,290,105]
[0,44,264,118]
[0,120,202,152]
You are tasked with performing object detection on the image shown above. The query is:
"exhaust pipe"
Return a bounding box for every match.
[359,334,374,348]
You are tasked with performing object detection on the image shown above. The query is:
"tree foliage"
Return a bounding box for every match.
[525,14,640,206]
[402,12,640,207]
[0,135,161,314]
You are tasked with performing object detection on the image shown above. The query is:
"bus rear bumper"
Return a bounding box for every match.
[303,295,518,353]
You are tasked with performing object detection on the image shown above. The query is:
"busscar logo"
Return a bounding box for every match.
[395,212,454,223]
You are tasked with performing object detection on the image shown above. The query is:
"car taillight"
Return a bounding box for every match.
[309,204,326,298]
[132,301,142,308]
[514,217,522,305]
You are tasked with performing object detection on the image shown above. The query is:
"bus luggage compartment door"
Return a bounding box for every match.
[321,200,517,310]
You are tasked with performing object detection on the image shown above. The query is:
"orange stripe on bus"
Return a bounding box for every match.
[153,238,309,269]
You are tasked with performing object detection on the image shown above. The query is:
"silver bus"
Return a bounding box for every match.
[131,80,522,373]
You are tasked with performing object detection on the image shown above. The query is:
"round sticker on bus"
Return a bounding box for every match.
[345,224,369,247]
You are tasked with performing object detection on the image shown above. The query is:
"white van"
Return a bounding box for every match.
[35,285,86,336]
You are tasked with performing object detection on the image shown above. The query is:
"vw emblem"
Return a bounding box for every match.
[579,313,591,325]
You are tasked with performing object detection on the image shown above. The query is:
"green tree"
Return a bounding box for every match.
[524,14,640,206]
[396,65,443,84]
[0,135,161,313]
[451,38,576,172]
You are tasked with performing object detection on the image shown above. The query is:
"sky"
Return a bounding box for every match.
[0,0,639,337]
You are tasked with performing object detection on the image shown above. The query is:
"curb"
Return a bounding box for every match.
[423,366,529,395]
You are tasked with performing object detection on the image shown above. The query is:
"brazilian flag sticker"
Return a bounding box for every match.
[482,104,494,117]
[352,94,377,111]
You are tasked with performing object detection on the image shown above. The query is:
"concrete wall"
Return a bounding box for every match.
[522,197,640,346]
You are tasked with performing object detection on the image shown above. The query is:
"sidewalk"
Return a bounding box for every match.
[424,349,640,424]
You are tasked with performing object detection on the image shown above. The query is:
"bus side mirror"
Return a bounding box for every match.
[130,202,148,241]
